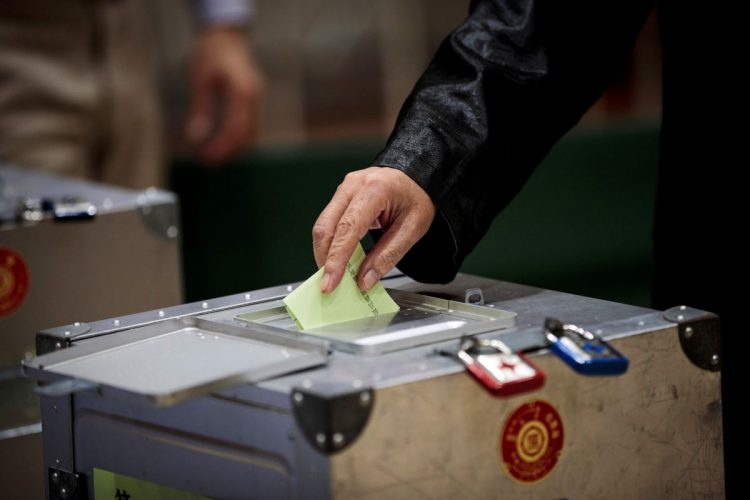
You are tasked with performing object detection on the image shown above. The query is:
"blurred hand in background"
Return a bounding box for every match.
[313,167,436,293]
[186,26,264,165]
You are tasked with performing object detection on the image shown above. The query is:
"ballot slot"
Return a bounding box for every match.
[227,289,516,355]
[22,317,328,407]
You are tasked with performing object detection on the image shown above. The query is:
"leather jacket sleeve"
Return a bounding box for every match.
[372,0,654,283]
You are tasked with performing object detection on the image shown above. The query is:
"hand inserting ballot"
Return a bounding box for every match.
[312,167,436,293]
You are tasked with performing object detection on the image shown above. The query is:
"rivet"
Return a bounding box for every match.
[684,326,694,339]
[316,433,326,445]
[359,391,371,406]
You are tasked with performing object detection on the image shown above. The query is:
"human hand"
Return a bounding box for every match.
[313,167,436,293]
[186,26,264,164]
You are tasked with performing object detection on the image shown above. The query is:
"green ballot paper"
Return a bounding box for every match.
[283,243,400,330]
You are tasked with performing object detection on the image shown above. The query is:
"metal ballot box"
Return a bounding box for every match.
[25,274,723,499]
[1,165,182,499]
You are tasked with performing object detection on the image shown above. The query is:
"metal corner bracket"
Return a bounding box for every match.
[291,380,374,455]
[664,305,721,372]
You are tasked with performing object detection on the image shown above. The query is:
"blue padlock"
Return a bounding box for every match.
[544,318,629,376]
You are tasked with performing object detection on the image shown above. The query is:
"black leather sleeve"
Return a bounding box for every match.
[372,0,654,283]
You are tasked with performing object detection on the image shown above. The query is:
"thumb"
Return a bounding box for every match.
[357,218,418,291]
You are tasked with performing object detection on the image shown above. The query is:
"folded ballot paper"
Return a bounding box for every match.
[283,243,400,330]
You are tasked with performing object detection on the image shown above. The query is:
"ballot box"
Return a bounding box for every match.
[0,165,182,499]
[24,273,723,499]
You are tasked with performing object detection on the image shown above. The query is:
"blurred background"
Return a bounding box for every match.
[153,0,661,146]
[155,0,662,307]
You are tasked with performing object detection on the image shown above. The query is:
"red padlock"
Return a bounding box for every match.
[457,338,545,397]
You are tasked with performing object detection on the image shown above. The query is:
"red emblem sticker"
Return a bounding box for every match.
[0,247,29,317]
[500,399,564,484]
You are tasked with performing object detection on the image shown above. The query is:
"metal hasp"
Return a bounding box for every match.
[291,380,374,455]
[544,318,629,376]
[464,288,484,305]
[49,468,86,500]
[665,305,722,372]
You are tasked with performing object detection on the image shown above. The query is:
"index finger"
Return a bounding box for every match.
[312,182,355,268]
[320,190,385,293]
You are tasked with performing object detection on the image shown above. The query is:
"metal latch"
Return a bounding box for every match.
[52,197,97,221]
[35,378,100,398]
[464,288,484,305]
[15,196,96,223]
[544,318,629,376]
[453,337,545,397]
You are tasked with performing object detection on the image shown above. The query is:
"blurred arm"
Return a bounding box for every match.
[187,0,264,164]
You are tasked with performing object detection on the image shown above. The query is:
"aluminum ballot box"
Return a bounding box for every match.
[1,164,181,499]
[25,274,723,499]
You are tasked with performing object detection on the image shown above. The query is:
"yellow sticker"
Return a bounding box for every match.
[94,468,210,500]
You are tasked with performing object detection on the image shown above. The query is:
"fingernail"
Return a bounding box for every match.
[320,273,331,293]
[362,269,378,290]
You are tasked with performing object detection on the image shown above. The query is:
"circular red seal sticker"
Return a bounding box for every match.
[0,247,30,317]
[500,399,564,484]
